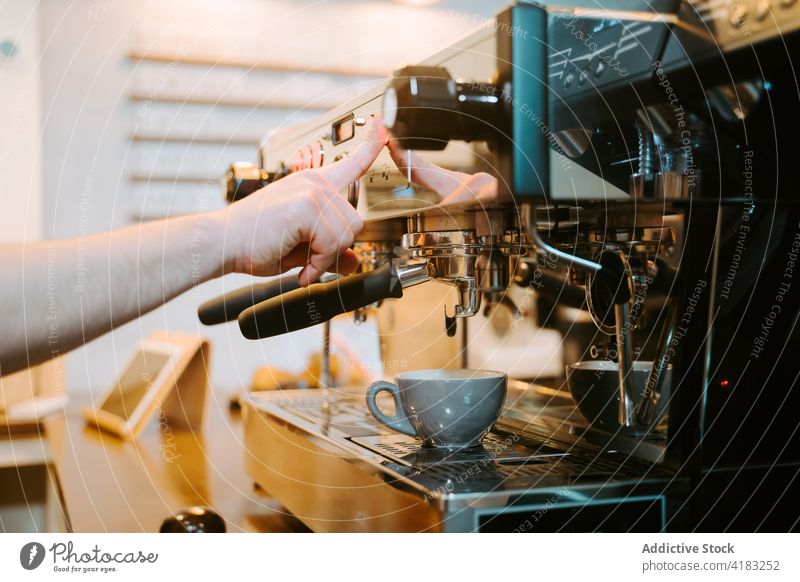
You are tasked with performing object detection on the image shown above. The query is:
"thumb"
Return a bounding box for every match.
[317,113,388,190]
[387,137,469,196]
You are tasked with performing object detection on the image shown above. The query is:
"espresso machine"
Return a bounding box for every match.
[199,0,800,531]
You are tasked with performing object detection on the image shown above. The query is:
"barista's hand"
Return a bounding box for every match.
[220,115,388,286]
[386,138,499,205]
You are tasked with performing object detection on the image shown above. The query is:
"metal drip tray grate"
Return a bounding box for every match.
[271,392,389,437]
[250,389,672,496]
[267,392,653,480]
[392,456,648,490]
[351,432,570,468]
[351,432,665,490]
[275,393,370,421]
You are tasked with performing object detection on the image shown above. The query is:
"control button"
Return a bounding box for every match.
[729,3,749,27]
[577,68,590,86]
[225,162,271,203]
[593,59,606,78]
[353,117,367,127]
[347,180,360,208]
[755,0,772,20]
[563,72,575,89]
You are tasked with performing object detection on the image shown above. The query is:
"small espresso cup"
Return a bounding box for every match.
[365,369,508,448]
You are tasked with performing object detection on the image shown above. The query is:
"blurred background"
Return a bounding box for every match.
[0,0,511,397]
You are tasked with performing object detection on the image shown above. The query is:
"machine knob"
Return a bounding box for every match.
[383,65,457,150]
[383,65,501,150]
[225,162,287,203]
[160,507,226,533]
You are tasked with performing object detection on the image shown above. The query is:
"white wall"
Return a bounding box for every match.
[33,0,506,395]
[0,2,43,243]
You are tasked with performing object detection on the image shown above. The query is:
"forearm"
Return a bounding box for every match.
[0,211,227,375]
[0,117,387,377]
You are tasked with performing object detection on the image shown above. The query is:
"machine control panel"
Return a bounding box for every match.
[687,0,800,50]
[546,11,670,97]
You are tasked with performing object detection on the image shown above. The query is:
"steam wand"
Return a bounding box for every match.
[523,204,636,428]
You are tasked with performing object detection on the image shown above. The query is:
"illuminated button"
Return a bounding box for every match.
[563,72,575,89]
[755,0,772,20]
[593,59,606,78]
[577,68,590,86]
[729,3,749,27]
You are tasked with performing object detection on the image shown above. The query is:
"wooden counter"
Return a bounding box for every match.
[44,392,309,533]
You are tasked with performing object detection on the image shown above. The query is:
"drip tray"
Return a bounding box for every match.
[351,432,570,469]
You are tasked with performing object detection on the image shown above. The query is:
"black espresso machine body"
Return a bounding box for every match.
[513,1,800,531]
[202,0,800,531]
[526,0,800,530]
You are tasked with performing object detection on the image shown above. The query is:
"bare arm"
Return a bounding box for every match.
[0,213,227,374]
[0,117,387,376]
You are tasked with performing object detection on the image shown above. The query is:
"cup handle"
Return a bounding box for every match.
[365,381,416,437]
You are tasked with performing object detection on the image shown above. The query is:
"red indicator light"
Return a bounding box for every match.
[720,379,730,389]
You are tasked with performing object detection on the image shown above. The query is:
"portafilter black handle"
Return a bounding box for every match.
[198,272,301,326]
[238,262,424,339]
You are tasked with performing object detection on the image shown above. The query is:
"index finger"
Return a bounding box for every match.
[316,113,388,190]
